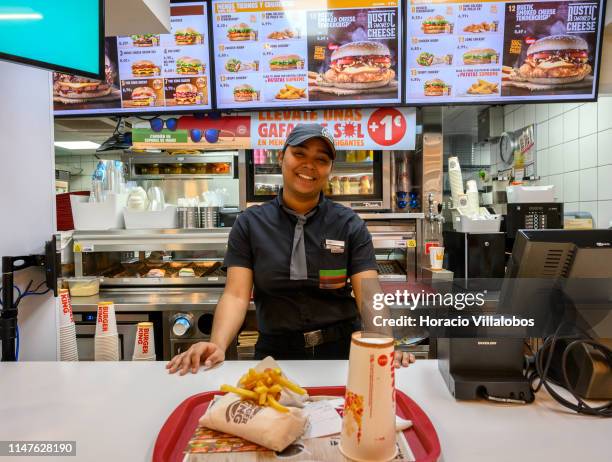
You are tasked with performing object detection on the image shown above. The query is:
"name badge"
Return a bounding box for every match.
[325,239,345,254]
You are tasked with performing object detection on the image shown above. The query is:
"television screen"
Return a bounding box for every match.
[211,0,403,110]
[0,0,103,78]
[53,1,212,116]
[405,0,605,104]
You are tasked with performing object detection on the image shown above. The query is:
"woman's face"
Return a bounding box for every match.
[279,138,333,199]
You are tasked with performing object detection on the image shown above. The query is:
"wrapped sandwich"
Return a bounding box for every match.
[198,357,308,451]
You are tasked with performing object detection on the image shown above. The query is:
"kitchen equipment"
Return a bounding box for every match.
[506,185,554,203]
[443,231,506,279]
[199,206,220,228]
[177,207,199,229]
[340,333,397,461]
[454,214,502,233]
[242,150,391,210]
[504,203,564,237]
[123,205,178,229]
[74,311,163,361]
[71,193,128,230]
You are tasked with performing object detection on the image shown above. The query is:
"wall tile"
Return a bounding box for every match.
[549,103,564,119]
[579,102,597,138]
[564,202,580,213]
[514,105,526,129]
[535,103,549,123]
[564,103,582,112]
[524,105,536,126]
[597,200,612,229]
[597,96,612,131]
[580,201,598,227]
[597,129,612,166]
[598,165,612,200]
[563,171,580,202]
[548,116,563,146]
[579,168,598,201]
[550,174,564,202]
[579,133,597,169]
[562,108,579,142]
[504,112,514,132]
[536,121,549,150]
[562,139,580,172]
[504,104,519,115]
[537,149,549,177]
[548,144,564,175]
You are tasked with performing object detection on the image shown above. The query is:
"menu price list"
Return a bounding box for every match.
[212,0,402,109]
[406,2,505,103]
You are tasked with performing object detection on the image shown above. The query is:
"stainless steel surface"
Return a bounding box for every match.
[199,206,221,228]
[73,228,231,252]
[69,287,232,312]
[177,207,199,229]
[99,276,227,287]
[358,212,425,219]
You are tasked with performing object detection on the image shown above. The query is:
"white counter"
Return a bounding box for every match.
[0,360,610,462]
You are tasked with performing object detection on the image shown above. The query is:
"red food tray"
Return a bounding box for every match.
[154,386,440,462]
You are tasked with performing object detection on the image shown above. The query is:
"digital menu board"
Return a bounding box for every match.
[405,0,604,104]
[54,1,212,116]
[211,0,402,110]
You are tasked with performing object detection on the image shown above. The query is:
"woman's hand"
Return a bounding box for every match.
[166,342,225,375]
[394,351,416,368]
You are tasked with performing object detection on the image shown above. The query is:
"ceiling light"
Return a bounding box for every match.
[54,141,101,150]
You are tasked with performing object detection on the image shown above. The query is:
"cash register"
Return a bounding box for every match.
[438,229,612,409]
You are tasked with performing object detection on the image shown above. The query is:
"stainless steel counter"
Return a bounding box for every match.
[358,212,425,220]
[69,287,256,312]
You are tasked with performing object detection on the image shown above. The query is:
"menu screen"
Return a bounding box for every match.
[405,0,603,104]
[54,2,212,116]
[211,0,402,109]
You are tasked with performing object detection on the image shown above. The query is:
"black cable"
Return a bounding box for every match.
[527,323,612,417]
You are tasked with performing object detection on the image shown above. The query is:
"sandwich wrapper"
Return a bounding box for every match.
[198,357,308,452]
[197,357,413,453]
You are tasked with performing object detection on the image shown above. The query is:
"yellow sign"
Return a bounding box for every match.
[407,239,417,248]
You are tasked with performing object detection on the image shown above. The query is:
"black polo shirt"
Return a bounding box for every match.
[223,194,377,335]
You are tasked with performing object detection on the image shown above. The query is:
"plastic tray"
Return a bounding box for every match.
[153,386,440,462]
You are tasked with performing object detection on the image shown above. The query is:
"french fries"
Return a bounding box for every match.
[275,84,306,100]
[220,367,306,413]
[467,79,499,95]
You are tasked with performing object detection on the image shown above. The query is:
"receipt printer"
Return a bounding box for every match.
[438,338,533,402]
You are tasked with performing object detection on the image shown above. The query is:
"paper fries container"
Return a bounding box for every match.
[95,302,118,336]
[132,322,156,360]
[58,289,75,327]
[340,332,397,462]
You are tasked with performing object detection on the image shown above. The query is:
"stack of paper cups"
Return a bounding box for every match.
[94,302,119,361]
[58,289,78,361]
[448,156,465,206]
[132,322,156,361]
[466,180,480,216]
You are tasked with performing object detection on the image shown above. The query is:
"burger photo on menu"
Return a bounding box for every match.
[175,28,203,46]
[53,54,119,105]
[233,84,258,102]
[174,83,199,105]
[463,48,499,65]
[424,78,450,96]
[176,57,204,75]
[518,35,591,85]
[227,23,256,41]
[130,34,159,47]
[131,60,160,77]
[129,86,157,106]
[316,41,395,91]
[269,55,304,71]
[421,16,452,34]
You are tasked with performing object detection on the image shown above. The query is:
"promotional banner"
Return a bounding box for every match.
[405,0,604,103]
[211,0,402,109]
[131,107,416,150]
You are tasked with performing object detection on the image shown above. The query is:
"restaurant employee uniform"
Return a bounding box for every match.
[223,191,377,360]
